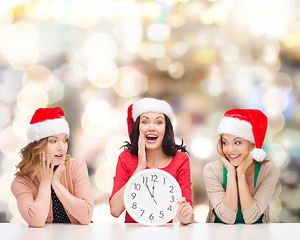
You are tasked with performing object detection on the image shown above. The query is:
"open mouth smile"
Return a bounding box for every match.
[145,134,158,143]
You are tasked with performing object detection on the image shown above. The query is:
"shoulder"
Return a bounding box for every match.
[67,158,88,172]
[118,150,138,163]
[203,160,223,178]
[173,151,189,161]
[261,160,280,176]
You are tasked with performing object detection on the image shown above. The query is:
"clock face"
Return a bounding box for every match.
[124,169,182,226]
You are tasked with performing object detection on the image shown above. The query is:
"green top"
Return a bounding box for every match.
[213,162,263,224]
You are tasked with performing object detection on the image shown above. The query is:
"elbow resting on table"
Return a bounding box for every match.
[109,204,123,218]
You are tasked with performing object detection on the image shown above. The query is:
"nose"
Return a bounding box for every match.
[149,122,155,131]
[57,141,64,151]
[227,143,235,153]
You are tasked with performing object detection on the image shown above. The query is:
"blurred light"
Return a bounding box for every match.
[87,60,118,88]
[0,21,39,71]
[207,65,223,96]
[53,64,85,88]
[168,62,185,79]
[105,135,128,164]
[85,99,110,125]
[113,67,148,98]
[22,65,53,91]
[84,33,118,61]
[155,56,172,71]
[0,127,25,158]
[272,72,293,93]
[142,2,161,19]
[26,0,53,21]
[269,197,282,219]
[267,143,287,167]
[191,136,213,159]
[47,77,65,105]
[0,103,10,129]
[147,43,166,58]
[0,173,14,203]
[263,87,289,116]
[167,14,186,28]
[81,99,112,137]
[147,23,171,42]
[220,44,239,62]
[283,33,300,47]
[194,204,209,223]
[17,84,48,113]
[113,19,142,53]
[268,113,285,134]
[94,161,115,193]
[66,1,99,28]
[170,42,189,58]
[12,111,31,141]
[0,4,13,26]
[194,49,218,64]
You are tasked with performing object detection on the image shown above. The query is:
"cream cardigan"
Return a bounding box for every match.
[11,158,94,227]
[203,160,280,224]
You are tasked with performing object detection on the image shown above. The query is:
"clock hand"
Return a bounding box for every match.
[145,183,157,204]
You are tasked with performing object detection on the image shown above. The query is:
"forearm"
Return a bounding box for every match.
[109,184,126,218]
[222,172,238,211]
[238,174,254,211]
[35,181,51,215]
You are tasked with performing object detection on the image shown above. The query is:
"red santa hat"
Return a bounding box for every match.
[127,98,174,137]
[27,107,70,144]
[217,109,268,162]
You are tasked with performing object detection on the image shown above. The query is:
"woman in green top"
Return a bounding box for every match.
[203,109,280,224]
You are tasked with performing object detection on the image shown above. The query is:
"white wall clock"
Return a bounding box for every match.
[124,168,182,226]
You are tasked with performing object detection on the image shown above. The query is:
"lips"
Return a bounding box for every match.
[145,134,158,142]
[54,154,63,159]
[228,154,241,160]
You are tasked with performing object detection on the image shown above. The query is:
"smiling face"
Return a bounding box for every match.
[139,112,166,151]
[45,133,69,166]
[221,133,253,167]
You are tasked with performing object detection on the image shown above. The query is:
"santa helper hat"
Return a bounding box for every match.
[218,109,268,162]
[127,98,174,137]
[27,107,70,144]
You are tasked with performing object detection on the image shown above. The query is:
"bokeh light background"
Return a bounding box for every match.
[0,0,300,223]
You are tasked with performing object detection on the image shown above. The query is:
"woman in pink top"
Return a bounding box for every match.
[109,98,194,224]
[11,107,94,227]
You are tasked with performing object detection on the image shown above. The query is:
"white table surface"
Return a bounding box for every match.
[1,222,299,240]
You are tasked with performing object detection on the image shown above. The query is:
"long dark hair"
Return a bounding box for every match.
[122,114,189,156]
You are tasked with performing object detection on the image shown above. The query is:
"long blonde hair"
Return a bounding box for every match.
[15,138,71,181]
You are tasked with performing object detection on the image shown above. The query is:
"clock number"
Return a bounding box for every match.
[151,174,158,182]
[142,176,148,184]
[134,183,141,190]
[170,195,174,202]
[149,213,154,220]
[163,178,166,185]
[131,192,136,200]
[169,185,174,193]
[167,205,172,211]
[132,202,137,209]
[159,211,164,218]
[140,209,145,216]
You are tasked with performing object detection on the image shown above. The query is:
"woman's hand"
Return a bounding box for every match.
[220,156,235,175]
[52,160,66,185]
[37,152,54,185]
[176,197,193,225]
[237,154,253,178]
[137,131,147,171]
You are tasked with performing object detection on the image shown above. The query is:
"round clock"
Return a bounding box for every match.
[124,168,182,226]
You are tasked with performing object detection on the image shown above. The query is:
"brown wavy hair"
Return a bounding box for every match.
[15,138,71,180]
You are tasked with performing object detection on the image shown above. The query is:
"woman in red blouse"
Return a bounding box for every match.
[109,98,193,224]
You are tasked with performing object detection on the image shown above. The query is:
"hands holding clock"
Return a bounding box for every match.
[123,132,194,226]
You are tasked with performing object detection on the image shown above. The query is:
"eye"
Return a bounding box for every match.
[235,141,241,145]
[64,139,69,143]
[141,120,148,125]
[49,139,56,143]
[222,141,228,145]
[156,121,163,125]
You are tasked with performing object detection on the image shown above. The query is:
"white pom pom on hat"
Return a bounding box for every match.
[126,98,174,137]
[218,109,268,162]
[27,107,70,144]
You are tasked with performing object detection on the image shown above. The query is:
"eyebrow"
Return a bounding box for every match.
[49,135,68,139]
[141,116,164,120]
[222,137,241,141]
